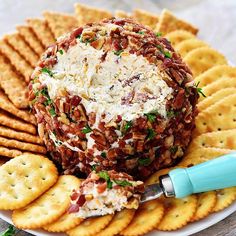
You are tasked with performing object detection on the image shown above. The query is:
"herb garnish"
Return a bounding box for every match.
[98,171,113,189]
[155,32,162,37]
[170,146,178,154]
[81,37,97,45]
[144,110,159,122]
[114,179,133,187]
[146,128,156,140]
[123,121,132,132]
[195,81,206,97]
[0,225,16,236]
[113,49,124,56]
[166,110,176,118]
[156,45,172,58]
[137,31,145,35]
[82,125,92,134]
[58,49,63,55]
[41,68,54,77]
[91,165,97,171]
[138,158,152,166]
[49,107,56,117]
[101,152,107,158]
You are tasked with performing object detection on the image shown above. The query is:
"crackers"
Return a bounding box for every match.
[114,10,131,18]
[184,47,227,77]
[176,38,208,57]
[13,175,81,229]
[67,214,113,236]
[132,9,158,30]
[0,154,58,210]
[74,3,112,25]
[165,30,195,47]
[0,146,23,158]
[156,9,198,35]
[43,11,78,39]
[121,200,164,236]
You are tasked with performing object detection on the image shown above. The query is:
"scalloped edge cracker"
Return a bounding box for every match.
[74,3,112,25]
[4,33,39,67]
[0,55,28,109]
[12,175,80,229]
[0,146,23,158]
[194,94,236,135]
[0,154,58,210]
[156,9,198,35]
[43,11,78,39]
[27,18,55,48]
[132,9,158,30]
[114,10,131,18]
[184,47,227,77]
[165,30,195,47]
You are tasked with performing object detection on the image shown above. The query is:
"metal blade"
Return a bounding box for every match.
[140,183,164,203]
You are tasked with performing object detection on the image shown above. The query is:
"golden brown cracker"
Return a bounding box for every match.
[0,157,8,166]
[121,200,164,236]
[0,136,46,154]
[74,3,112,25]
[0,153,58,210]
[194,94,236,135]
[43,11,78,39]
[213,187,236,212]
[0,90,36,125]
[17,25,45,56]
[0,55,28,109]
[43,212,83,232]
[0,40,33,82]
[67,214,113,236]
[165,30,195,47]
[27,18,55,48]
[132,9,158,30]
[176,38,208,57]
[179,147,233,167]
[13,175,81,229]
[97,209,135,236]
[194,65,236,88]
[0,110,36,134]
[157,195,197,231]
[197,88,236,112]
[198,77,236,102]
[184,47,227,77]
[156,9,198,35]
[0,126,43,145]
[191,191,217,222]
[114,10,131,18]
[0,146,23,158]
[4,33,39,67]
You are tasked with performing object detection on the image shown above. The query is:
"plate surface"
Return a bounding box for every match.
[1,201,236,236]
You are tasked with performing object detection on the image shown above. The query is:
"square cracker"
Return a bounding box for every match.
[0,90,36,125]
[27,18,55,48]
[0,55,28,109]
[0,126,43,145]
[13,175,81,229]
[0,146,23,158]
[194,94,236,136]
[133,9,158,30]
[0,136,46,154]
[156,9,198,35]
[17,25,45,56]
[0,153,58,210]
[0,40,33,82]
[43,11,79,39]
[4,33,39,67]
[74,3,112,25]
[0,110,36,134]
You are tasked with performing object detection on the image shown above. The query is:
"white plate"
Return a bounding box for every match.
[1,201,236,236]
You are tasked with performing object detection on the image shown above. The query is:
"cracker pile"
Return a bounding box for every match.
[0,3,236,236]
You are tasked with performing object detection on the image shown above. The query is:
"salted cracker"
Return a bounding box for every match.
[184,47,227,77]
[17,25,45,56]
[165,30,195,47]
[132,9,158,30]
[27,18,55,48]
[156,9,198,35]
[13,175,81,229]
[0,146,23,158]
[0,153,58,210]
[0,55,28,109]
[74,3,112,25]
[114,10,131,18]
[4,33,39,67]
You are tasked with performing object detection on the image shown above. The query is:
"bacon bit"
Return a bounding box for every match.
[70,190,80,201]
[71,95,82,106]
[116,115,122,123]
[68,204,80,213]
[76,194,86,207]
[97,182,107,193]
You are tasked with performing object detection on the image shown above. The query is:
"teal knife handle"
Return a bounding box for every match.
[169,153,236,198]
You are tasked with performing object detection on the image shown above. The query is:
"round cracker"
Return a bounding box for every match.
[157,195,197,231]
[213,187,236,212]
[43,212,83,232]
[165,30,195,47]
[97,209,135,236]
[67,214,113,236]
[12,175,81,229]
[121,200,164,236]
[191,191,217,222]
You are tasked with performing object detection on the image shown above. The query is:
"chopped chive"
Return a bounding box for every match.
[155,32,162,37]
[163,50,172,58]
[137,31,145,35]
[98,171,110,181]
[166,110,176,118]
[113,49,124,56]
[114,179,133,187]
[101,152,107,158]
[195,81,206,97]
[91,165,97,171]
[107,180,113,189]
[49,107,56,117]
[82,125,92,134]
[146,128,156,140]
[41,68,54,77]
[58,49,63,55]
[124,121,132,132]
[144,112,158,122]
[170,146,178,154]
[138,158,152,166]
